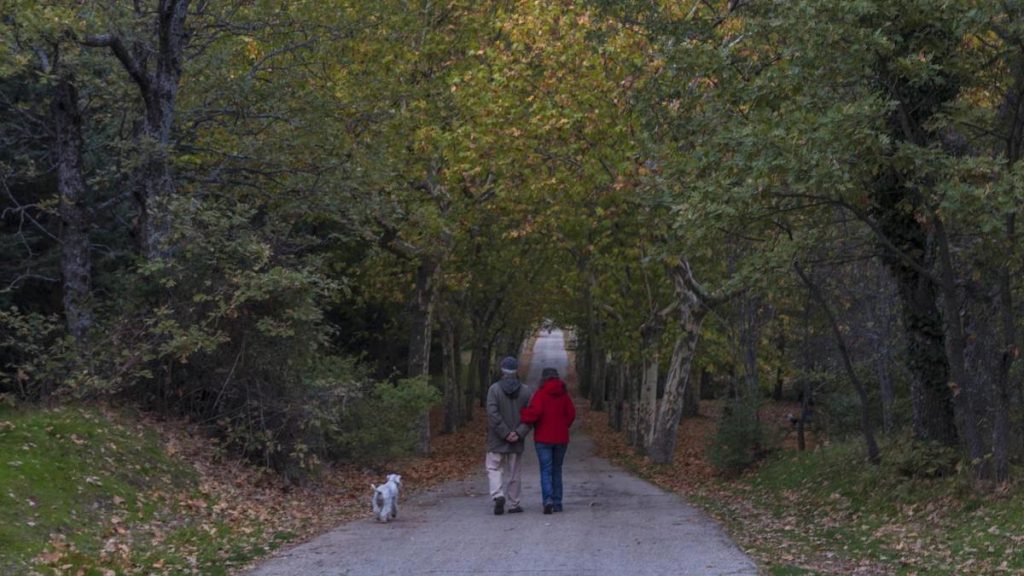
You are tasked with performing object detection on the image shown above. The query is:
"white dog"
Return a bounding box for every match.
[371,473,401,522]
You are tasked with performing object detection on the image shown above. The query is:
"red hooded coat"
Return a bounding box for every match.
[520,377,576,444]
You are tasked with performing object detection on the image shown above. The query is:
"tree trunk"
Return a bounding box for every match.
[875,346,895,435]
[468,314,494,411]
[454,321,464,425]
[993,214,1015,482]
[637,316,663,455]
[773,329,785,401]
[933,215,988,479]
[740,295,762,400]
[477,343,492,407]
[798,295,812,452]
[611,361,627,431]
[586,266,606,410]
[407,258,438,377]
[51,66,92,343]
[644,262,718,464]
[622,360,638,446]
[578,334,591,399]
[797,377,810,452]
[726,365,738,399]
[84,0,192,260]
[142,0,190,259]
[682,366,699,418]
[407,256,440,456]
[796,263,880,464]
[699,368,714,400]
[993,50,1024,482]
[872,267,897,435]
[647,301,706,464]
[606,357,618,428]
[463,344,474,423]
[868,21,961,447]
[590,338,606,411]
[874,213,957,445]
[441,317,460,434]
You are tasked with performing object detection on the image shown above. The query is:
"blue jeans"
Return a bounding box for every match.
[535,442,567,508]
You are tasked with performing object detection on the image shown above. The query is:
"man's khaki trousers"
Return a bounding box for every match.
[485,451,523,507]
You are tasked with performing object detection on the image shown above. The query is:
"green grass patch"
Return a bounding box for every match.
[769,566,819,576]
[585,405,1024,575]
[0,404,191,574]
[0,405,287,575]
[736,439,1024,574]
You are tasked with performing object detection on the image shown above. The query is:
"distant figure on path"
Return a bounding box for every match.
[485,356,533,515]
[521,367,576,514]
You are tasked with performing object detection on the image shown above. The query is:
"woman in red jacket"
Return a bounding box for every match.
[520,367,576,514]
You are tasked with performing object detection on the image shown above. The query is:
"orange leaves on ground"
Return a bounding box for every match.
[30,403,489,576]
[402,408,488,488]
[579,400,892,575]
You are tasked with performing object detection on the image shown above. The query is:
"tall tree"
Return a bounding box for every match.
[82,0,194,259]
[50,57,92,343]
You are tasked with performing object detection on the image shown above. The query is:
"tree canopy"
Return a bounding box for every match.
[2,0,1023,483]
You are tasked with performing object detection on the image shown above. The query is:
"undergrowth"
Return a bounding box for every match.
[582,403,1024,575]
[744,440,1024,575]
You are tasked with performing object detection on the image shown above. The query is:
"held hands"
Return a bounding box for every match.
[505,431,520,443]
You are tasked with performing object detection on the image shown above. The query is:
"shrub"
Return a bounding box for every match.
[708,399,765,474]
[334,377,440,463]
[883,432,960,479]
[211,352,370,478]
[0,308,67,399]
[819,387,864,440]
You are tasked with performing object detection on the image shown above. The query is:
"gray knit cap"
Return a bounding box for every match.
[500,356,518,373]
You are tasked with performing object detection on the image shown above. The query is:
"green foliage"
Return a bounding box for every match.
[815,372,869,440]
[883,433,961,480]
[0,308,65,399]
[708,399,765,475]
[3,0,1023,492]
[334,377,440,464]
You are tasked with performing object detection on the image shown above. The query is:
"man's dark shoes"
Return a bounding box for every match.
[553,505,563,513]
[543,503,554,515]
[494,496,506,515]
[507,505,524,513]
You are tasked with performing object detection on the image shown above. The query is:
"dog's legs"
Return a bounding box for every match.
[372,487,384,520]
[393,480,401,518]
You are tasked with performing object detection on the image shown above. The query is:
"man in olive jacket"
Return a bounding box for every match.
[485,356,533,515]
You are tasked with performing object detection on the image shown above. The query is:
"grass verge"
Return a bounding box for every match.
[1,400,487,576]
[1,404,198,575]
[581,401,1024,575]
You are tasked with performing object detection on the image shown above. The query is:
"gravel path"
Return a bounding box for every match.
[248,329,757,576]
